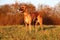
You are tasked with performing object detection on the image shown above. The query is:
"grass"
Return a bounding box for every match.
[0,25,60,40]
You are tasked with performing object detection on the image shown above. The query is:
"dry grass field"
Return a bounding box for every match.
[0,25,60,40]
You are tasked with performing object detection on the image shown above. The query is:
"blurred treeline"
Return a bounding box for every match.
[0,2,60,25]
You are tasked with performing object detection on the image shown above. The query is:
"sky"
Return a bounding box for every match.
[0,0,60,8]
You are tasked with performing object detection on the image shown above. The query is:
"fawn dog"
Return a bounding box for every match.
[20,5,43,33]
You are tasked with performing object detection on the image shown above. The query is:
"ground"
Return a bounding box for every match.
[0,25,60,40]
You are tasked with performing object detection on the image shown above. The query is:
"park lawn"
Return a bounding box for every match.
[0,25,60,40]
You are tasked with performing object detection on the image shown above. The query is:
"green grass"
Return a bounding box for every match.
[0,25,60,40]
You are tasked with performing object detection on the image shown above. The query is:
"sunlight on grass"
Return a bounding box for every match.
[0,25,60,40]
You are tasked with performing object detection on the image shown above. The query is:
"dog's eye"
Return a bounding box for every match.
[22,7,24,8]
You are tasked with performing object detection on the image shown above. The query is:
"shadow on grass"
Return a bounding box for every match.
[38,25,56,31]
